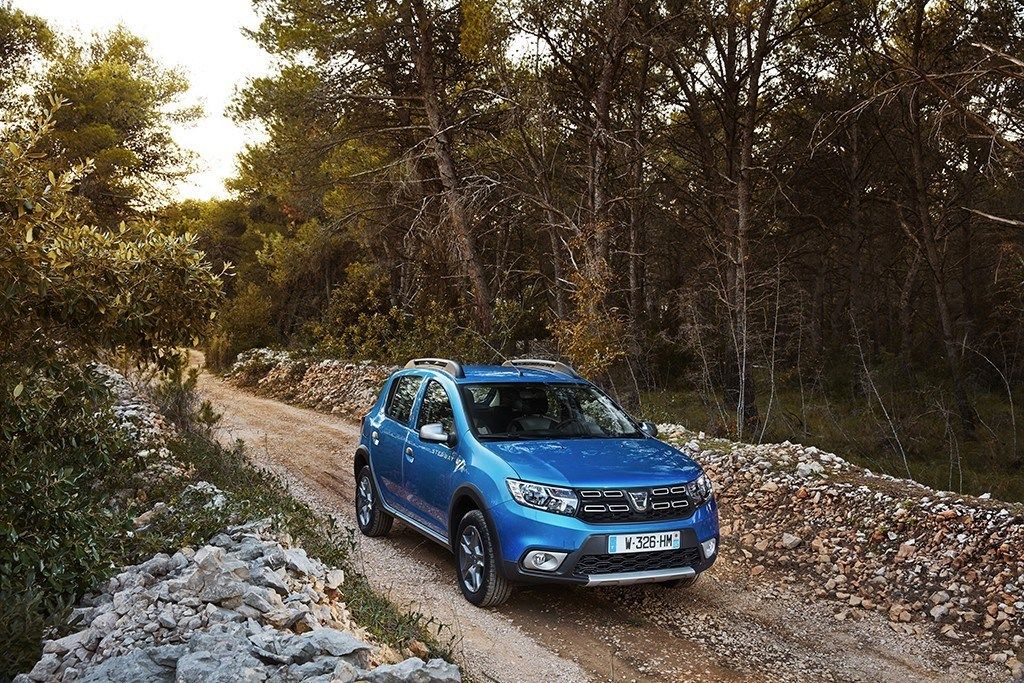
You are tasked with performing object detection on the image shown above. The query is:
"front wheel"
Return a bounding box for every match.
[355,466,393,537]
[456,510,512,607]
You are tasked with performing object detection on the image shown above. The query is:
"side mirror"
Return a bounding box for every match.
[640,421,659,438]
[419,422,455,447]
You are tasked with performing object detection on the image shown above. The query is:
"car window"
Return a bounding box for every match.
[459,382,640,439]
[417,380,455,434]
[385,375,421,424]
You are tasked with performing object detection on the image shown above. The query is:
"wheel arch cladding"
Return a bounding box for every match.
[449,485,495,552]
[354,446,370,479]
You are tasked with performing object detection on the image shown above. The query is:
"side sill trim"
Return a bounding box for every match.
[584,566,695,587]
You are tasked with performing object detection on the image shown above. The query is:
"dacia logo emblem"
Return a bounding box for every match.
[627,490,649,511]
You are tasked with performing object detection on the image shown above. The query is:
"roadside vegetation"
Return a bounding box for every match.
[0,7,442,677]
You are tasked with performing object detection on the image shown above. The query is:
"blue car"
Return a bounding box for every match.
[353,358,719,606]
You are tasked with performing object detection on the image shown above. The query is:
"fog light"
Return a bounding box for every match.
[522,550,567,572]
[701,538,717,559]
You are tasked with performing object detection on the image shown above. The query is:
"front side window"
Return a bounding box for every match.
[385,375,421,424]
[417,380,455,434]
[460,383,640,439]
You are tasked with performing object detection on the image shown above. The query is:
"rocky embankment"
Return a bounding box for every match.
[18,364,458,683]
[19,521,457,683]
[227,349,396,419]
[661,425,1024,677]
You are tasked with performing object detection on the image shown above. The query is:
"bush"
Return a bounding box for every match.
[205,283,277,371]
[0,366,143,676]
[311,299,487,364]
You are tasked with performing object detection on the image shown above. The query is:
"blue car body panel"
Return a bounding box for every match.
[358,364,720,585]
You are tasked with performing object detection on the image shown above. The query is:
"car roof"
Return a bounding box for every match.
[458,365,585,384]
[397,365,586,384]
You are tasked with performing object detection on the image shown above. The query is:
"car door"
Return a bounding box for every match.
[372,373,422,513]
[404,379,459,535]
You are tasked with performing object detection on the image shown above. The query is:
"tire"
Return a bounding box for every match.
[660,573,702,590]
[455,509,512,607]
[355,466,393,537]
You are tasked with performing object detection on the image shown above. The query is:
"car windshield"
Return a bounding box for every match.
[460,382,642,439]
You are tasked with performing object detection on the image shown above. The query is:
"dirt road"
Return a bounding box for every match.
[196,362,1002,683]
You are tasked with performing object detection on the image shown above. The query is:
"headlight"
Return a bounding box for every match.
[506,479,578,516]
[687,473,714,505]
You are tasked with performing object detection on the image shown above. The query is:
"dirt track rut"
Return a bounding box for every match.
[195,360,1002,683]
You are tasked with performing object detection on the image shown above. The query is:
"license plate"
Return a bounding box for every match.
[607,531,680,554]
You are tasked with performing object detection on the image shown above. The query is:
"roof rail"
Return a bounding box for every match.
[404,357,465,378]
[502,358,580,378]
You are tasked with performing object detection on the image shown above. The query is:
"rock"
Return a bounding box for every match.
[750,565,765,577]
[366,658,461,683]
[77,648,178,682]
[929,604,949,621]
[284,548,320,577]
[175,650,267,683]
[408,640,430,659]
[781,533,802,549]
[325,569,345,590]
[27,653,60,681]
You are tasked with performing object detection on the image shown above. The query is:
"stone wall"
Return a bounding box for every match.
[227,349,396,419]
[661,424,1024,675]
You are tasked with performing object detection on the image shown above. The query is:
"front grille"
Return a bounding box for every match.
[572,547,702,576]
[577,484,698,523]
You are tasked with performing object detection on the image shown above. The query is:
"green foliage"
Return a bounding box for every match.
[1,103,224,375]
[0,2,52,108]
[148,357,222,436]
[550,265,628,378]
[313,299,487,365]
[206,283,277,371]
[40,26,199,222]
[0,365,141,675]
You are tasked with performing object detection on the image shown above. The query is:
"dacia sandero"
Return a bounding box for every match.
[353,358,719,606]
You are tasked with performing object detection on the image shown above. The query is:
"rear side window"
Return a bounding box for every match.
[417,380,455,433]
[386,376,421,424]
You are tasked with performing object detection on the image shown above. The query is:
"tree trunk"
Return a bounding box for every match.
[402,0,493,333]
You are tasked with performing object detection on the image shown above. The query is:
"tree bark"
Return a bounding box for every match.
[402,0,493,332]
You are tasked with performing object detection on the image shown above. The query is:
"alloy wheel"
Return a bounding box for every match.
[459,525,485,593]
[357,475,374,527]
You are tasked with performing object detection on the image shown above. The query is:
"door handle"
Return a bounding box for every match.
[405,446,414,462]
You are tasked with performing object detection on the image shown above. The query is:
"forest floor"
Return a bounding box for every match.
[193,352,1007,683]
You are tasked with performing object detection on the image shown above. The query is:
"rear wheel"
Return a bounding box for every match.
[355,466,392,537]
[456,510,512,607]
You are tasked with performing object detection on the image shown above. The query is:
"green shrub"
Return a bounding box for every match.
[311,299,487,364]
[0,366,143,676]
[205,283,277,371]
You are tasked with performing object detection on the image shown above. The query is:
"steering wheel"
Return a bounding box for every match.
[553,418,585,434]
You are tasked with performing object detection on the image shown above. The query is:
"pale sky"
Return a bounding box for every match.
[14,0,273,201]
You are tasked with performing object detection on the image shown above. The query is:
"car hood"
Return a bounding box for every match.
[480,437,702,488]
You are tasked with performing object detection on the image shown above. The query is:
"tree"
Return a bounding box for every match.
[0,2,51,109]
[1,101,224,378]
[40,27,200,223]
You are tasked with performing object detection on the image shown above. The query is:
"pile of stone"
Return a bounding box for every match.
[91,364,188,485]
[227,349,395,419]
[659,424,1024,675]
[18,521,458,683]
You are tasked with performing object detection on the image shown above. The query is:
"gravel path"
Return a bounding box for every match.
[195,357,1005,683]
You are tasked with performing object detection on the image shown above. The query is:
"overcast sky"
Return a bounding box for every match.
[14,0,272,201]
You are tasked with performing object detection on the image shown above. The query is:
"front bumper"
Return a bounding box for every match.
[492,497,719,586]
